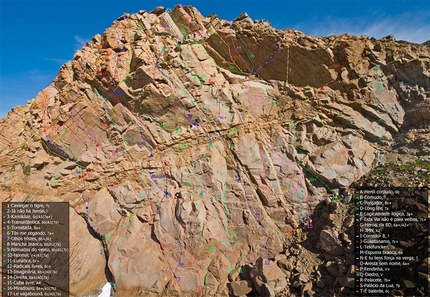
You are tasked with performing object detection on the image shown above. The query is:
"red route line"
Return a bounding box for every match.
[317,41,361,178]
[142,224,174,286]
[181,6,204,36]
[228,34,252,73]
[151,54,200,131]
[62,121,88,150]
[245,78,298,231]
[243,75,313,226]
[167,184,203,287]
[63,61,114,161]
[257,147,294,233]
[39,90,49,133]
[147,202,176,280]
[228,25,255,73]
[321,41,347,87]
[154,48,241,166]
[155,47,246,282]
[59,34,182,288]
[216,32,242,72]
[68,23,325,290]
[171,7,193,36]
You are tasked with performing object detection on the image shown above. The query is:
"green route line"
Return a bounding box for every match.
[208,146,243,272]
[210,32,249,76]
[259,78,336,190]
[174,40,312,231]
[294,148,335,195]
[265,86,335,198]
[178,149,213,288]
[190,149,242,278]
[64,27,161,289]
[136,96,180,134]
[169,8,192,37]
[228,25,255,73]
[374,65,384,165]
[39,18,191,292]
[179,146,238,287]
[178,44,234,130]
[160,53,246,191]
[10,162,30,177]
[206,145,230,239]
[190,152,233,248]
[47,159,68,187]
[113,214,135,288]
[46,15,364,292]
[251,79,337,222]
[155,54,224,132]
[66,52,137,171]
[158,44,244,155]
[63,56,118,170]
[102,203,147,241]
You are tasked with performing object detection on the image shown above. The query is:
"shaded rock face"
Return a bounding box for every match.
[0,4,429,297]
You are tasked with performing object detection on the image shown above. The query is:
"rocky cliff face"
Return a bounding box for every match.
[0,4,429,297]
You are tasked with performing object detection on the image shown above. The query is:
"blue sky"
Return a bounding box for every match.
[1,0,429,119]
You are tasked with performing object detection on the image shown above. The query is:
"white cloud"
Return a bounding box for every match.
[26,69,56,84]
[44,57,68,65]
[294,11,430,43]
[74,35,91,50]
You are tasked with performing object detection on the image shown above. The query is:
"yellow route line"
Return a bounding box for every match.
[285,45,290,86]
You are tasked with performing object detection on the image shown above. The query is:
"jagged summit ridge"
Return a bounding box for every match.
[0,4,429,297]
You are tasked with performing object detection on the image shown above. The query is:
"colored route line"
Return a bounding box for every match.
[374,65,385,166]
[151,24,268,266]
[154,45,247,281]
[16,9,391,295]
[177,28,312,231]
[317,41,362,180]
[285,45,290,86]
[163,11,184,40]
[251,34,285,76]
[175,48,273,249]
[41,18,172,290]
[178,149,236,287]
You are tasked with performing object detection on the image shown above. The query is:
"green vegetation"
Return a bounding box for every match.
[10,162,31,176]
[398,159,430,171]
[22,165,30,176]
[367,159,430,185]
[0,185,11,191]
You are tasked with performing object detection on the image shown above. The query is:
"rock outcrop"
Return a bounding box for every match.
[0,4,429,297]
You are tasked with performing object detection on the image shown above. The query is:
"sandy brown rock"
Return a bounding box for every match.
[1,4,429,297]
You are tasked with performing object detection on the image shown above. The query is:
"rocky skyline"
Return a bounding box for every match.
[0,4,429,297]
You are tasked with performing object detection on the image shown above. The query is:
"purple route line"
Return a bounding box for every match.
[114,28,122,44]
[64,55,114,161]
[112,27,126,92]
[163,13,183,41]
[209,87,222,120]
[181,6,200,33]
[229,35,252,73]
[154,44,276,264]
[252,36,284,75]
[157,192,184,278]
[155,49,214,140]
[236,167,270,259]
[144,155,184,278]
[278,166,310,222]
[219,115,269,259]
[113,54,118,89]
